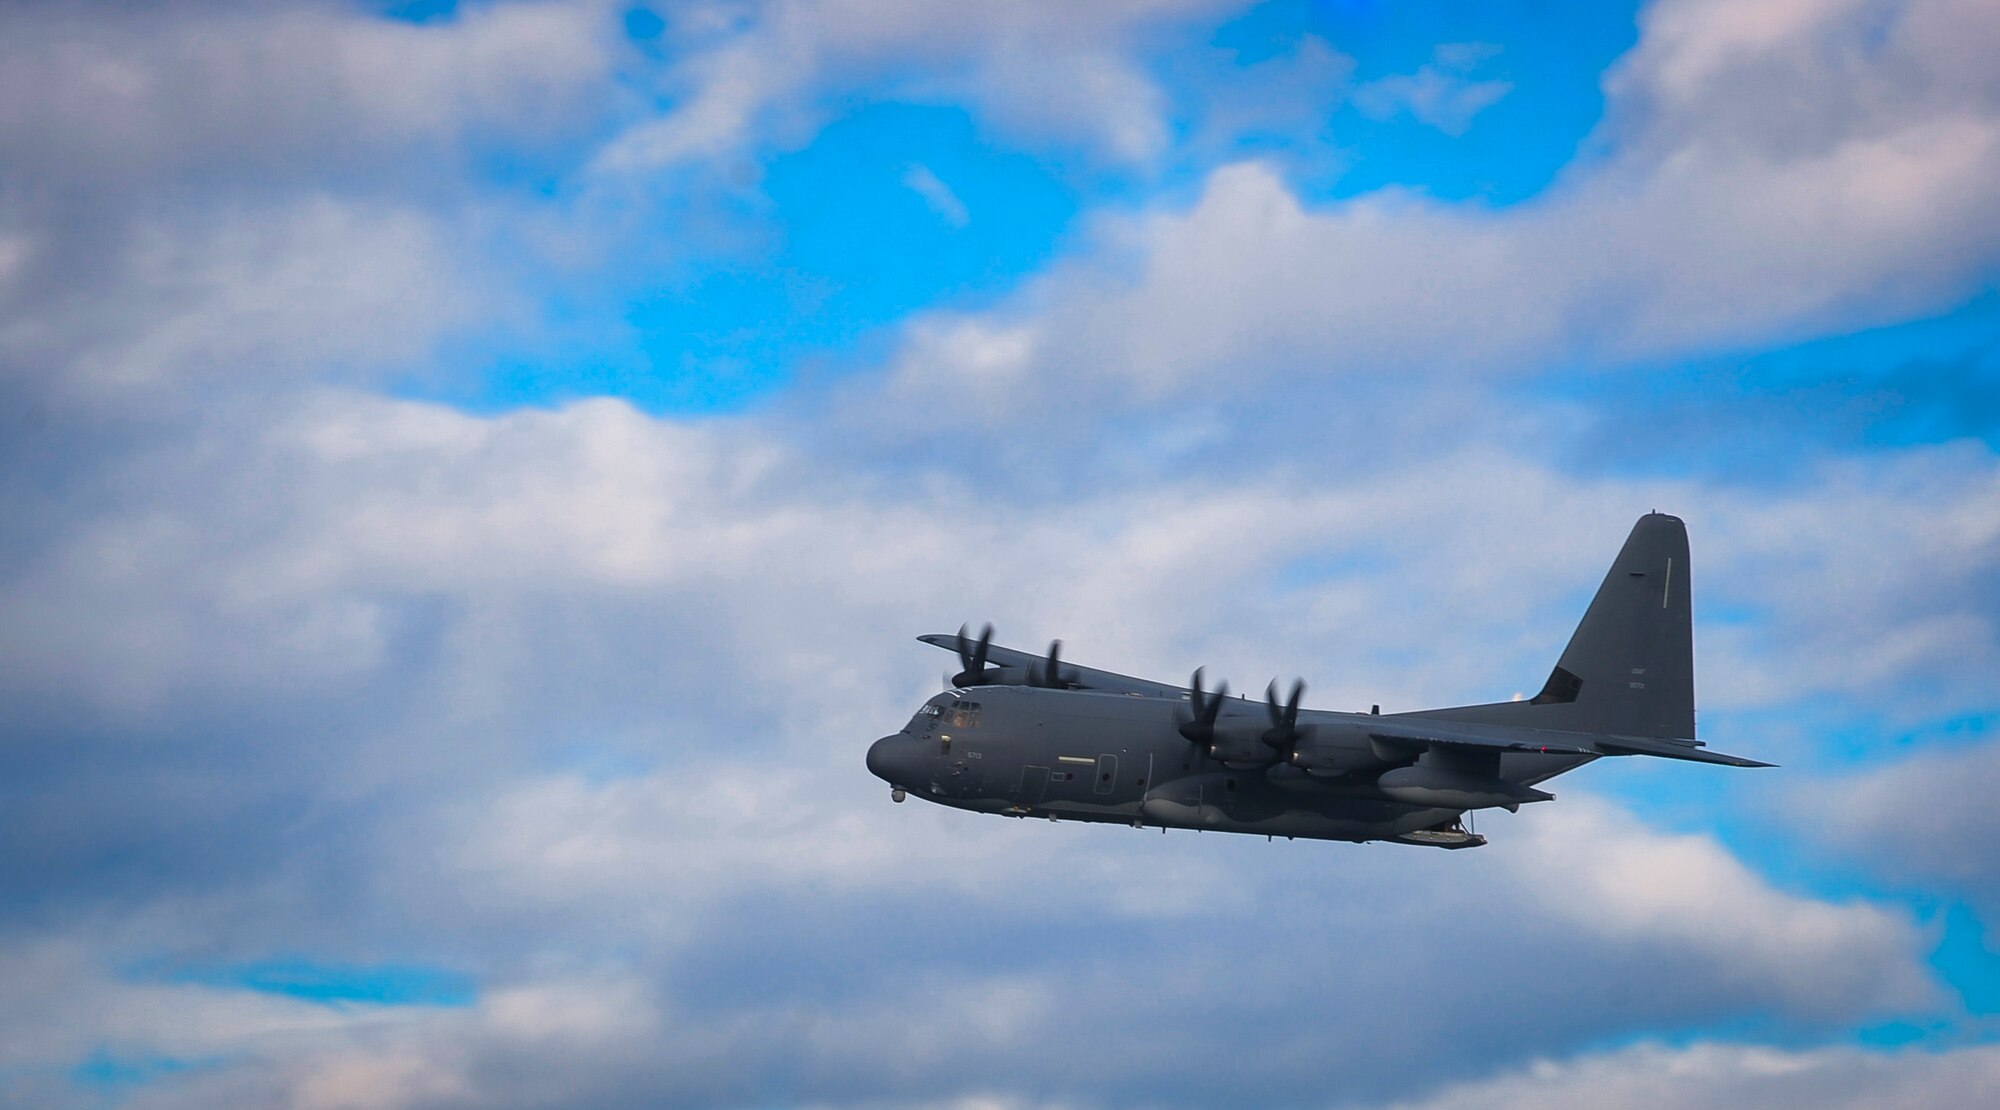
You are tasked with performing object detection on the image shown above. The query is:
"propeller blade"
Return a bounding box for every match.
[952,622,1000,686]
[1262,677,1307,751]
[954,623,975,671]
[1040,639,1064,688]
[1180,667,1219,742]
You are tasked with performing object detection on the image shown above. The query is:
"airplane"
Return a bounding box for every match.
[865,513,1771,849]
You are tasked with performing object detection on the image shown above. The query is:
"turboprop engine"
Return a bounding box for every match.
[1204,720,1279,768]
[1286,720,1383,777]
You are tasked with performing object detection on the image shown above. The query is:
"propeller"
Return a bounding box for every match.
[1262,677,1309,755]
[951,622,996,687]
[1032,640,1071,688]
[1177,667,1230,744]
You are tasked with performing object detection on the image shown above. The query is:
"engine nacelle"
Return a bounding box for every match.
[1286,721,1381,776]
[1204,719,1278,768]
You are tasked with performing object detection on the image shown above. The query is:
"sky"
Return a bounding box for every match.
[1,0,1998,1106]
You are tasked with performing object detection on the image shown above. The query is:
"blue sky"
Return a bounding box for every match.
[1,0,1998,1106]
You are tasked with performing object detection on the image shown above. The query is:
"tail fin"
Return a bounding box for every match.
[1412,513,1696,739]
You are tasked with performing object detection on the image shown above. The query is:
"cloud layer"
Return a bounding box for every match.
[2,0,1997,1106]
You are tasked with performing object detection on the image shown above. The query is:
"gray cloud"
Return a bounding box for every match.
[1353,43,1512,136]
[588,0,1245,174]
[1801,736,2000,915]
[0,777,1941,1108]
[0,198,485,414]
[1377,1040,2000,1110]
[879,0,2000,402]
[0,381,1977,1106]
[0,1,614,191]
[3,0,1999,1106]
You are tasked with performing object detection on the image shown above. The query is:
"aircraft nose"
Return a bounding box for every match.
[866,734,918,785]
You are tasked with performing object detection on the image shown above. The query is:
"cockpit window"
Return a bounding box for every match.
[944,700,981,729]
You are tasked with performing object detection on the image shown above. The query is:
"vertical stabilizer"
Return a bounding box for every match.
[1410,514,1697,739]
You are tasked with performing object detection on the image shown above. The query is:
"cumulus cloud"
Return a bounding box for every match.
[1686,451,2000,721]
[11,382,1991,752]
[0,5,621,419]
[0,1,614,189]
[589,0,1242,173]
[1803,737,2000,914]
[1504,800,1935,1016]
[1,198,483,409]
[1377,1040,2000,1110]
[1353,43,1512,135]
[0,381,1970,1105]
[0,766,1940,1108]
[3,0,1999,1106]
[885,0,2000,399]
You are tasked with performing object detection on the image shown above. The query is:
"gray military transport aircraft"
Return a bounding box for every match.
[866,513,1771,849]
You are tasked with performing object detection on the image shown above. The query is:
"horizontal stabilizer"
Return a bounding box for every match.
[1365,720,1774,767]
[1594,735,1775,767]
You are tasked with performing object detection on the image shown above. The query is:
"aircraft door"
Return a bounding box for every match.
[1016,765,1050,805]
[1093,754,1119,796]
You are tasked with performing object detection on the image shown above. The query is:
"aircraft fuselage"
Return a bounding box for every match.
[865,685,1591,847]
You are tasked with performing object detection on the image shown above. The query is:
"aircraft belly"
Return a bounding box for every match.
[1135,793,1436,841]
[1124,770,1446,841]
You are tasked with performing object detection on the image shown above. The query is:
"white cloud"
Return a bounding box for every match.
[0,376,1973,1103]
[1,198,482,407]
[0,940,424,1103]
[2,2,1998,1106]
[0,777,1936,1107]
[0,3,643,420]
[7,386,1993,759]
[0,1,614,187]
[1354,42,1512,135]
[1376,1039,2000,1110]
[1805,737,2000,913]
[885,0,2000,400]
[1503,800,1936,1016]
[589,0,1243,174]
[902,163,970,227]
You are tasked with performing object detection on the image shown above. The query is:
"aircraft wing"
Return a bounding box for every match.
[1366,718,1775,767]
[917,633,1775,767]
[1590,733,1776,767]
[916,634,1188,699]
